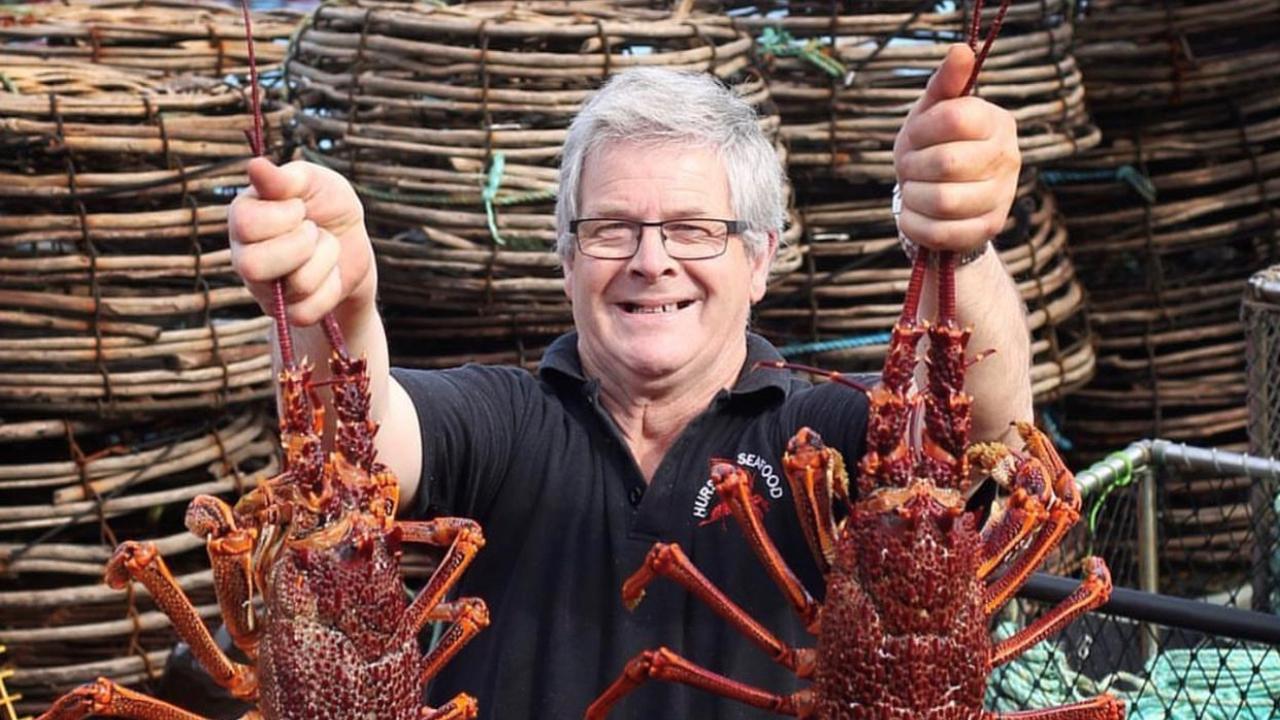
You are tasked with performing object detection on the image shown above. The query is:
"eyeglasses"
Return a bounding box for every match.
[569,218,745,260]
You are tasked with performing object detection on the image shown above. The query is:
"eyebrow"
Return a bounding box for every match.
[581,207,720,218]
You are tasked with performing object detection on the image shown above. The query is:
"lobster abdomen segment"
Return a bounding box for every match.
[257,617,421,720]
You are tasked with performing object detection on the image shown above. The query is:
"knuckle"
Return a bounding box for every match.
[935,151,961,179]
[227,204,254,244]
[935,190,964,218]
[235,250,271,284]
[287,302,320,328]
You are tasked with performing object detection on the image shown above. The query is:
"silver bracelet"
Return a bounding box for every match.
[892,182,992,266]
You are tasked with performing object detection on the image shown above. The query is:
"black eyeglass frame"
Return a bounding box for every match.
[568,217,747,260]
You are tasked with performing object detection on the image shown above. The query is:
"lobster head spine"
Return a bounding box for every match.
[859,250,978,497]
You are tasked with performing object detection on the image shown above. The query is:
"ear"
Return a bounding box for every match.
[749,231,779,304]
[561,251,574,302]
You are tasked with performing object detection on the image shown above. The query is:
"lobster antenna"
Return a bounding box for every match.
[936,0,1013,323]
[967,0,985,53]
[239,0,296,371]
[962,0,1013,96]
[241,0,352,365]
[899,249,931,323]
[754,361,872,394]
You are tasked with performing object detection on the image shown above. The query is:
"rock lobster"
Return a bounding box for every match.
[586,244,1124,719]
[35,4,488,717]
[36,316,488,720]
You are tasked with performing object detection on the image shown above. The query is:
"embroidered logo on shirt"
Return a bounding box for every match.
[692,452,786,522]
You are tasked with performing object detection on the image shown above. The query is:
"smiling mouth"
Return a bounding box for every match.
[620,301,694,314]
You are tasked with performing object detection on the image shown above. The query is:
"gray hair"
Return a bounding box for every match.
[555,67,786,261]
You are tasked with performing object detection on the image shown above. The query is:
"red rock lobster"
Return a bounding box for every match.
[35,4,487,717]
[586,244,1124,720]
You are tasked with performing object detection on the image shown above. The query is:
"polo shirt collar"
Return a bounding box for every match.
[537,331,792,402]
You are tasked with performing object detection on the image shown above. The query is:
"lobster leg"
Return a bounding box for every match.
[779,428,848,575]
[584,647,812,720]
[623,543,815,676]
[711,462,822,633]
[991,557,1113,667]
[397,518,486,634]
[983,499,1078,616]
[185,495,261,658]
[418,597,490,685]
[420,694,479,720]
[992,693,1125,719]
[104,542,258,700]
[965,442,1054,580]
[981,425,1082,615]
[36,677,210,720]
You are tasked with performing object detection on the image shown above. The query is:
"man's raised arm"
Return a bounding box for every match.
[893,44,1033,444]
[228,157,425,503]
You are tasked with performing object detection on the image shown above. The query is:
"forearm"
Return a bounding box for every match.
[920,248,1033,446]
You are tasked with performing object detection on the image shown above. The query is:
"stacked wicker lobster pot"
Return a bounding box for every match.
[0,0,296,76]
[721,0,1098,403]
[285,0,800,369]
[760,171,1093,401]
[1051,0,1280,580]
[0,3,297,714]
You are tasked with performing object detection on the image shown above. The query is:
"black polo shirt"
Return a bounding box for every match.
[394,331,868,720]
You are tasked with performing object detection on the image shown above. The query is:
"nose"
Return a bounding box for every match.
[626,225,679,280]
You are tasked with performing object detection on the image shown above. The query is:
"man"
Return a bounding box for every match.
[221,45,1027,718]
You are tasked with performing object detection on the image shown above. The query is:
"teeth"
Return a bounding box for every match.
[628,303,679,314]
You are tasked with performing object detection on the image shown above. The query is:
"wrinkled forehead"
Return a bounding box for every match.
[578,138,730,214]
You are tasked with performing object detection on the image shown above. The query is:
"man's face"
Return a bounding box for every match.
[563,140,775,384]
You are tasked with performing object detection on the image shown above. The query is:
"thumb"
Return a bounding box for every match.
[910,44,976,118]
[246,156,311,202]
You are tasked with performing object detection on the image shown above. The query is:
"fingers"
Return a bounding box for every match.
[228,194,307,246]
[231,220,345,325]
[901,95,1011,153]
[284,238,344,326]
[896,203,1008,253]
[284,225,341,306]
[232,219,319,286]
[898,179,1008,222]
[895,139,1007,184]
[906,44,976,122]
[246,157,312,202]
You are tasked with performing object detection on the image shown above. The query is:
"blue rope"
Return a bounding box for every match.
[987,620,1280,718]
[776,331,892,358]
[1040,165,1157,203]
[1039,409,1074,452]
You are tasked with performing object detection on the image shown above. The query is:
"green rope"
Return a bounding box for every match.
[483,152,507,246]
[299,147,557,208]
[1273,493,1280,612]
[755,27,846,79]
[0,73,14,94]
[1086,452,1136,559]
[1126,646,1280,719]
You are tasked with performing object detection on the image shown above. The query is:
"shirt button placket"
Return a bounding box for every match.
[628,485,644,505]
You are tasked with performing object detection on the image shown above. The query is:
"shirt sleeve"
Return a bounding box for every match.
[390,364,538,521]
